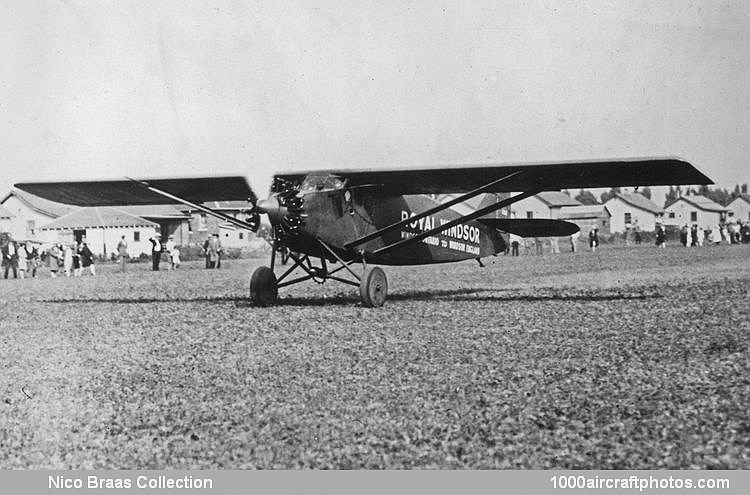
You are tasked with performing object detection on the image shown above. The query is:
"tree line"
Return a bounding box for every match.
[562,184,748,207]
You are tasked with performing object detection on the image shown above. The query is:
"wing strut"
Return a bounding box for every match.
[126,178,258,232]
[372,186,544,256]
[345,171,527,250]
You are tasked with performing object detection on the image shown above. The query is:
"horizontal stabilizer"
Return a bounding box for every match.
[478,218,580,237]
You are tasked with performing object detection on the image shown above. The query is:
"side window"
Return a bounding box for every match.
[690,211,697,222]
[526,211,533,219]
[134,231,140,242]
[624,212,632,224]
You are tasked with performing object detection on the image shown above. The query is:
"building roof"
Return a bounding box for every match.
[610,192,663,214]
[40,207,158,230]
[559,205,611,220]
[729,193,750,206]
[666,194,727,212]
[536,191,582,207]
[0,204,13,219]
[118,204,190,219]
[2,189,75,218]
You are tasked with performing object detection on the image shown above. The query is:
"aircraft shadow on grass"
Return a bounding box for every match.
[42,288,661,307]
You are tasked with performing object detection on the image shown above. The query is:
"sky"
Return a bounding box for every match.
[1,0,749,202]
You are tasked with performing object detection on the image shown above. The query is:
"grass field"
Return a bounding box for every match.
[1,244,748,469]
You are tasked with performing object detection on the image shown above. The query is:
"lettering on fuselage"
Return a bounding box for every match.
[400,210,480,256]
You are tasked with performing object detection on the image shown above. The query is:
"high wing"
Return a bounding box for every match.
[13,176,256,207]
[275,157,711,195]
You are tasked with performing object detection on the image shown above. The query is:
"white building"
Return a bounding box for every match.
[604,193,663,233]
[0,204,13,233]
[0,189,74,243]
[726,194,750,223]
[663,194,727,230]
[510,192,582,219]
[558,205,612,236]
[39,206,159,257]
[199,200,262,248]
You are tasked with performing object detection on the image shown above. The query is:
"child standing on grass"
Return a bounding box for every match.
[171,247,181,269]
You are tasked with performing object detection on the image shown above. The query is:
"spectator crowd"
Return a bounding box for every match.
[2,232,226,279]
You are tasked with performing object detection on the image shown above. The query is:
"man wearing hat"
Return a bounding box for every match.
[149,233,162,271]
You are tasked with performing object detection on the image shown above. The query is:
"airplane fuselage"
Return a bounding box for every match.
[280,188,508,265]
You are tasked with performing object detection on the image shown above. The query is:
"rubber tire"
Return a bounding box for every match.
[360,266,388,308]
[250,266,278,307]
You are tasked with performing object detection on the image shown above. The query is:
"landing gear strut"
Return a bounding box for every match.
[249,239,388,307]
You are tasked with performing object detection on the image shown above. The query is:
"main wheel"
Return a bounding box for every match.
[359,266,388,307]
[250,266,278,306]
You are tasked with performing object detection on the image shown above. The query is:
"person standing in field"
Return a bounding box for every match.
[63,244,77,277]
[46,243,62,277]
[589,228,599,253]
[149,234,162,271]
[26,243,40,277]
[570,230,580,252]
[16,241,27,279]
[550,236,560,254]
[171,246,181,269]
[78,240,96,276]
[72,242,81,276]
[62,243,73,276]
[655,224,666,249]
[2,239,19,279]
[207,234,222,269]
[117,235,128,272]
[165,235,176,270]
[202,238,211,269]
[509,233,520,256]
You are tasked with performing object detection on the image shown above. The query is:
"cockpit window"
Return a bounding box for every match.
[299,174,345,192]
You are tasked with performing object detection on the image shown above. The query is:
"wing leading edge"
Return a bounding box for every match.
[14,176,256,207]
[275,157,711,196]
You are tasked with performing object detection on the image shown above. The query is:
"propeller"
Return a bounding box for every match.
[249,178,305,240]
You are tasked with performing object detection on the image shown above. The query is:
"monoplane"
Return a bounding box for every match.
[16,158,711,306]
